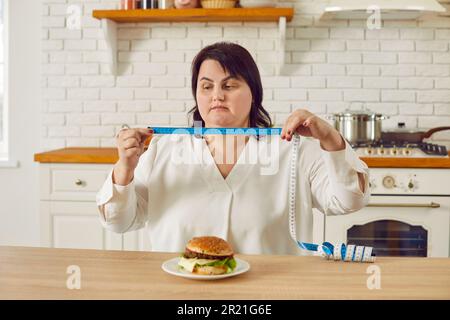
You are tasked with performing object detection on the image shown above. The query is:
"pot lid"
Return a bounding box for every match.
[382,122,425,133]
[334,109,383,117]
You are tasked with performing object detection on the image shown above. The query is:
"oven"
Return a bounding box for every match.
[319,168,450,258]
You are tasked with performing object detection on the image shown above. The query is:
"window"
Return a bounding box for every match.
[0,0,7,160]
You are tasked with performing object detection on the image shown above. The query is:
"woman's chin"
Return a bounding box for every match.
[205,115,236,128]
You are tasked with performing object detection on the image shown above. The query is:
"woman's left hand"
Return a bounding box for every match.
[281,109,346,152]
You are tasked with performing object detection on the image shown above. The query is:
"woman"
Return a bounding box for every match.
[96,42,370,255]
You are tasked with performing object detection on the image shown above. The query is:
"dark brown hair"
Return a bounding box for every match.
[188,42,273,128]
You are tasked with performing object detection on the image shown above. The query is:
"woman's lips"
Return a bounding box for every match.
[210,106,228,111]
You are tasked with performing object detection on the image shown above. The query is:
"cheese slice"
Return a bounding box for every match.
[178,257,219,273]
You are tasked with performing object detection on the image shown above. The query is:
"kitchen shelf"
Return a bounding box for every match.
[92,8,294,23]
[92,8,294,75]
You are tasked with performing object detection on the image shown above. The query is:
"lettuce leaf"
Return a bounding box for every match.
[205,257,237,273]
[178,256,237,274]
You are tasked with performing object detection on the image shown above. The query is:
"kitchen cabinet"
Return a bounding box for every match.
[37,162,149,251]
[92,8,294,75]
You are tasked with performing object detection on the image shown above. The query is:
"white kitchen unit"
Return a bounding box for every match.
[38,163,149,251]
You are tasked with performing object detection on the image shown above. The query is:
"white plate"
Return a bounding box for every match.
[161,257,250,280]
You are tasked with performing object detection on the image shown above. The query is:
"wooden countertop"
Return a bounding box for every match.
[34,147,450,168]
[1,246,449,299]
[34,147,118,164]
[362,154,450,168]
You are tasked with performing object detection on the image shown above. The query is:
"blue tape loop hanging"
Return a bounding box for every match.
[288,133,376,263]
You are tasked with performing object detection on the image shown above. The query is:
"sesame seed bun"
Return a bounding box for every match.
[186,236,234,257]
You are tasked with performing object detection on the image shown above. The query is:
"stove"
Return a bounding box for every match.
[353,141,449,158]
[323,168,450,258]
[316,139,450,258]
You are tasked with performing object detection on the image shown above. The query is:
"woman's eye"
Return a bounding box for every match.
[202,85,212,90]
[224,84,236,89]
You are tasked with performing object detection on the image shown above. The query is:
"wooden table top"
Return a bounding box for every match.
[34,147,450,168]
[1,246,449,299]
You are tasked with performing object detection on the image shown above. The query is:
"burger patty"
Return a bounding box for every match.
[183,248,233,260]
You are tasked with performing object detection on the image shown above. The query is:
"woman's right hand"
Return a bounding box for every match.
[113,128,153,186]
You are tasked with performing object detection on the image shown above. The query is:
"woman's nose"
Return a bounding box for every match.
[212,88,225,101]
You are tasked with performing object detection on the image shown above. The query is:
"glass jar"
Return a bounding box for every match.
[120,0,137,10]
[158,0,175,9]
[140,0,159,8]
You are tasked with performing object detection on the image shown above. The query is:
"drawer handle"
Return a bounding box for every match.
[367,202,440,208]
[75,179,84,186]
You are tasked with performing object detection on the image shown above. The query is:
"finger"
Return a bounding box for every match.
[140,133,153,144]
[122,134,141,144]
[281,113,299,140]
[123,138,139,150]
[281,121,288,140]
[137,128,153,135]
[136,128,154,142]
[285,114,305,141]
[119,130,140,141]
[123,142,139,151]
[281,116,294,140]
[119,128,152,142]
[123,131,151,145]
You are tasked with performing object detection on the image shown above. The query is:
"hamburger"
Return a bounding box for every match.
[178,236,237,275]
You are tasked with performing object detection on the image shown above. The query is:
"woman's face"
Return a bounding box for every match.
[196,59,252,128]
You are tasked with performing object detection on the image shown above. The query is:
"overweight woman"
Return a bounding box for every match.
[96,42,370,255]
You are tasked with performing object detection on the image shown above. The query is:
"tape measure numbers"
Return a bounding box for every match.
[148,126,282,136]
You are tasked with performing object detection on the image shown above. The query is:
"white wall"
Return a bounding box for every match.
[41,0,450,150]
[0,0,41,246]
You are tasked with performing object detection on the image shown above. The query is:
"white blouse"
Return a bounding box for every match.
[96,133,370,255]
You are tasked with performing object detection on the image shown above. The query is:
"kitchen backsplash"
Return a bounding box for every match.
[41,0,450,150]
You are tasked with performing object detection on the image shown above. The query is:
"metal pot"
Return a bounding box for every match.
[328,109,389,145]
[381,123,450,144]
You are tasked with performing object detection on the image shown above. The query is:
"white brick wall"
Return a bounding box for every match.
[41,0,450,149]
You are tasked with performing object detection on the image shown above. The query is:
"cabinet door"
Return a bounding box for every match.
[40,164,112,201]
[40,201,123,250]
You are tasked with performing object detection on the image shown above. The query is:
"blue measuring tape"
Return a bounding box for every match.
[288,134,375,263]
[148,126,282,135]
[297,241,376,263]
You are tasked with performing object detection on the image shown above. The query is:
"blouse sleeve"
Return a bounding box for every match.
[306,136,370,215]
[95,137,159,233]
